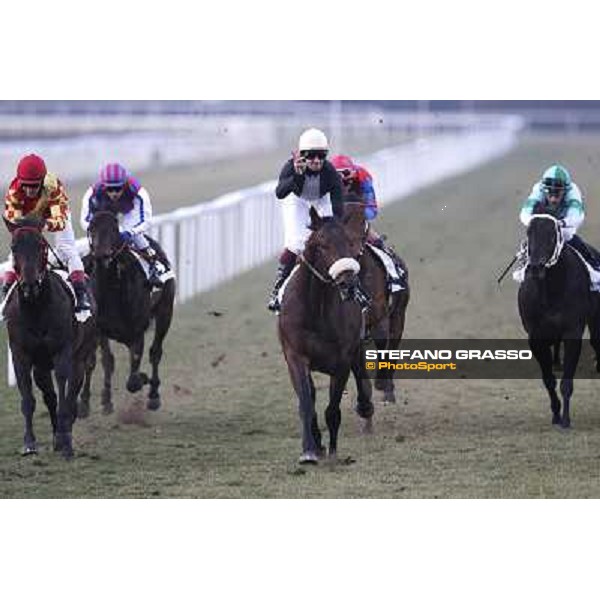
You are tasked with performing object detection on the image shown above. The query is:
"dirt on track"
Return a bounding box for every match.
[3,133,600,498]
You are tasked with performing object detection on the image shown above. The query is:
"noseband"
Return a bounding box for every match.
[88,210,127,263]
[12,226,49,287]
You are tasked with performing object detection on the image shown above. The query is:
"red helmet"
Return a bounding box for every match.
[330,154,356,171]
[17,154,47,184]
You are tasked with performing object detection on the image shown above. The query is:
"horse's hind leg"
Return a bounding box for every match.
[33,366,57,436]
[53,345,74,459]
[147,283,175,410]
[326,368,351,458]
[99,334,115,414]
[559,337,583,429]
[14,359,37,455]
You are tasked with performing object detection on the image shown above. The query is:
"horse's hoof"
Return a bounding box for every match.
[21,444,37,456]
[355,402,374,420]
[382,392,396,405]
[77,402,90,419]
[552,414,561,425]
[126,376,143,393]
[360,417,374,435]
[101,402,114,416]
[146,396,161,411]
[299,452,319,465]
[316,445,327,458]
[374,379,386,391]
[62,446,74,460]
[561,419,571,429]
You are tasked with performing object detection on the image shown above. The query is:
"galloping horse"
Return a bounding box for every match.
[278,207,374,464]
[343,202,410,404]
[80,209,175,415]
[2,217,96,458]
[518,213,600,427]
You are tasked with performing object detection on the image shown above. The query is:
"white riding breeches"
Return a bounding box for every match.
[281,193,333,254]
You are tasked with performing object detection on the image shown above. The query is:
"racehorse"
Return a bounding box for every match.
[518,213,600,427]
[343,202,410,404]
[80,209,175,416]
[278,207,374,464]
[2,216,96,458]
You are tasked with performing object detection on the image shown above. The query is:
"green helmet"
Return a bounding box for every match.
[541,164,572,195]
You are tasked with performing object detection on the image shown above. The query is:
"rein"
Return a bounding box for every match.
[299,254,331,284]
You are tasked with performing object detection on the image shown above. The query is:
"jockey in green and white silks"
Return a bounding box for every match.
[519,164,600,273]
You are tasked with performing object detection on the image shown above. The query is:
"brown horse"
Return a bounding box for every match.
[343,202,410,404]
[2,216,96,458]
[278,207,374,464]
[79,210,175,416]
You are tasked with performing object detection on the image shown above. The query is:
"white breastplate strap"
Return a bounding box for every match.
[529,214,564,268]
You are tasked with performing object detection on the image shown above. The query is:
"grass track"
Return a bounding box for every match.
[3,133,600,497]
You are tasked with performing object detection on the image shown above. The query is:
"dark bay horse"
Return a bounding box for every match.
[343,202,410,404]
[80,210,175,415]
[278,207,374,464]
[518,214,600,427]
[2,217,96,458]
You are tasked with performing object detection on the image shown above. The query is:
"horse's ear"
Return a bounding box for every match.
[308,206,323,231]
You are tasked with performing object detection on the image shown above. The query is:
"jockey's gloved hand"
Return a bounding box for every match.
[120,231,134,245]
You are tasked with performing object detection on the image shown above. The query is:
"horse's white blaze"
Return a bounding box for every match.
[328,257,360,280]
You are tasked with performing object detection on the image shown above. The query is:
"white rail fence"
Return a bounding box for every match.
[1,115,524,384]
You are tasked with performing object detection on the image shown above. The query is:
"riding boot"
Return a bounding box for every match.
[72,280,92,312]
[267,262,295,312]
[141,247,163,288]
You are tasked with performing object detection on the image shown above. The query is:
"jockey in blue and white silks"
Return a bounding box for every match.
[519,164,600,274]
[80,163,162,286]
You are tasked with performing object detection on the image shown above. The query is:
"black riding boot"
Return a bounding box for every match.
[267,262,295,312]
[72,280,92,312]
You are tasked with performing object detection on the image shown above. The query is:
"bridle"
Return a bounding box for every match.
[528,214,564,268]
[11,226,49,288]
[87,210,127,264]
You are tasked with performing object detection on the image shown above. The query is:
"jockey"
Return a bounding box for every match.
[1,154,91,311]
[80,163,162,287]
[519,164,600,271]
[268,128,346,312]
[331,154,405,289]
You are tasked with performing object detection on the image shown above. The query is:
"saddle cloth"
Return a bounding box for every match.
[366,244,406,293]
[512,248,600,292]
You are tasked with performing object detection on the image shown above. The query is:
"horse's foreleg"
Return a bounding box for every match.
[78,335,98,419]
[126,336,147,394]
[14,358,37,455]
[147,285,174,410]
[351,351,374,435]
[99,335,115,414]
[530,339,561,424]
[559,337,583,429]
[33,366,57,435]
[285,352,319,464]
[307,374,324,457]
[53,345,74,459]
[326,367,351,458]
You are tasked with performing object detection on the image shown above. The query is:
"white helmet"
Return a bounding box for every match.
[298,128,329,153]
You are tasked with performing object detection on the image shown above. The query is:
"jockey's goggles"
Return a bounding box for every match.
[105,184,125,193]
[20,180,42,189]
[337,168,355,180]
[302,150,327,160]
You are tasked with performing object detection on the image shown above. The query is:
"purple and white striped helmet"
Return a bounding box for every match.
[99,163,128,187]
